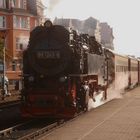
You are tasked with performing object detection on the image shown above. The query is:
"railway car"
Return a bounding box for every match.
[128,56,139,87]
[138,59,140,84]
[20,20,139,118]
[114,54,129,90]
[105,50,140,91]
[102,49,130,100]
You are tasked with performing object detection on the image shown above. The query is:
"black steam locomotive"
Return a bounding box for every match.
[21,20,140,118]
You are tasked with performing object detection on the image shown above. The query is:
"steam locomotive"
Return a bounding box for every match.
[21,20,140,118]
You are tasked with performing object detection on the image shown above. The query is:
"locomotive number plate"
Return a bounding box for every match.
[36,51,60,59]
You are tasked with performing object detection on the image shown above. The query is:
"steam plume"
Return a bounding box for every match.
[48,0,61,12]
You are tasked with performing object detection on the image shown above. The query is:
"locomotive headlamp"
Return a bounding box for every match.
[40,75,44,78]
[28,76,34,82]
[59,76,67,82]
[44,20,53,28]
[66,92,69,96]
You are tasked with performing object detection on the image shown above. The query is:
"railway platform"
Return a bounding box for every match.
[41,86,140,140]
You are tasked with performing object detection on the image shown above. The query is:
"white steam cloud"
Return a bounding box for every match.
[48,0,62,12]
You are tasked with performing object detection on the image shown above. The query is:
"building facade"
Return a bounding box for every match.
[0,0,45,89]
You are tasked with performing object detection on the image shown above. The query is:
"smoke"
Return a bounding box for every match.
[87,86,123,111]
[87,73,130,111]
[48,0,62,12]
[107,86,123,100]
[88,92,106,111]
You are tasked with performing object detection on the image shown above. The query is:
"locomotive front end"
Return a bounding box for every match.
[27,22,72,76]
[21,21,77,118]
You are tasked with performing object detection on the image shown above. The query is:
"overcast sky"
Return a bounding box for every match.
[42,0,140,57]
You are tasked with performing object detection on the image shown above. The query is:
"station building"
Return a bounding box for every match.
[0,0,45,89]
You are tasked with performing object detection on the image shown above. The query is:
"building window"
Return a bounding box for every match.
[0,0,9,9]
[12,61,16,71]
[9,0,16,8]
[9,0,26,9]
[19,0,26,9]
[13,15,20,28]
[35,20,39,27]
[13,16,30,29]
[0,0,6,8]
[0,62,3,73]
[16,37,28,51]
[0,16,6,28]
[21,17,26,28]
[27,17,30,28]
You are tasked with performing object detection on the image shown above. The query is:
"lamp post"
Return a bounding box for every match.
[0,29,7,98]
[3,37,6,96]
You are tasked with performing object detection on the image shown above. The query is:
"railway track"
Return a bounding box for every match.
[0,119,65,140]
[0,111,85,140]
[0,100,21,109]
[0,87,135,140]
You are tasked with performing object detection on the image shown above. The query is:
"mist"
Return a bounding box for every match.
[45,0,62,12]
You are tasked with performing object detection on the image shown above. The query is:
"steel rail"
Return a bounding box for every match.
[0,111,85,140]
